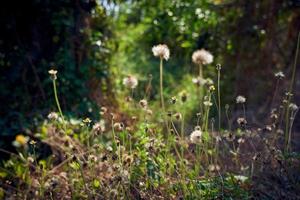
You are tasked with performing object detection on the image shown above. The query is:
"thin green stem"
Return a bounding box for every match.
[159,58,165,111]
[217,68,221,131]
[199,63,203,79]
[52,79,66,129]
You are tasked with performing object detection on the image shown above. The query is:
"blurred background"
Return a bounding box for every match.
[1,0,299,149]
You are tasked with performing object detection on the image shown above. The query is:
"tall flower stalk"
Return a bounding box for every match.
[192,49,214,115]
[216,64,222,131]
[284,31,300,153]
[159,57,165,111]
[48,69,65,129]
[152,44,170,112]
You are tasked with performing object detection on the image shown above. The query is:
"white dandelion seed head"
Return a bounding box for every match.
[192,49,213,65]
[152,44,170,60]
[190,129,202,144]
[236,95,246,104]
[123,75,138,89]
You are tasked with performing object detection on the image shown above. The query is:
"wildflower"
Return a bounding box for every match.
[110,113,115,120]
[131,116,137,121]
[236,95,246,104]
[289,103,298,111]
[48,69,57,80]
[274,71,285,79]
[139,99,148,109]
[174,112,182,120]
[152,44,170,60]
[113,122,124,132]
[237,138,245,144]
[125,96,133,102]
[225,131,235,141]
[237,117,247,126]
[100,106,108,115]
[170,96,177,104]
[203,101,212,107]
[146,109,153,116]
[180,91,188,102]
[192,49,213,65]
[209,85,215,91]
[82,117,92,124]
[190,128,202,144]
[216,63,221,70]
[123,75,138,89]
[29,140,36,145]
[93,120,105,134]
[88,155,98,162]
[205,78,214,86]
[264,125,272,132]
[27,157,34,163]
[208,164,220,172]
[48,112,58,120]
[192,77,207,86]
[13,134,29,147]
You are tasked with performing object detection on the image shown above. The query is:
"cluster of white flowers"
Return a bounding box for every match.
[123,75,138,89]
[152,44,170,60]
[192,49,213,65]
[236,95,246,104]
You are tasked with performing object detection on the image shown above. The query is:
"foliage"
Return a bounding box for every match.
[0,0,114,138]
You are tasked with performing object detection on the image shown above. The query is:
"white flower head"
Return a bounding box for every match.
[236,95,246,104]
[48,69,57,80]
[139,99,148,109]
[47,112,59,120]
[203,101,213,107]
[190,129,202,144]
[192,77,207,86]
[93,120,105,134]
[274,71,285,79]
[152,44,170,60]
[205,78,214,86]
[192,49,213,65]
[123,75,138,89]
[289,103,298,111]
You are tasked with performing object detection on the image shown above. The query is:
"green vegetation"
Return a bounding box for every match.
[0,0,300,199]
